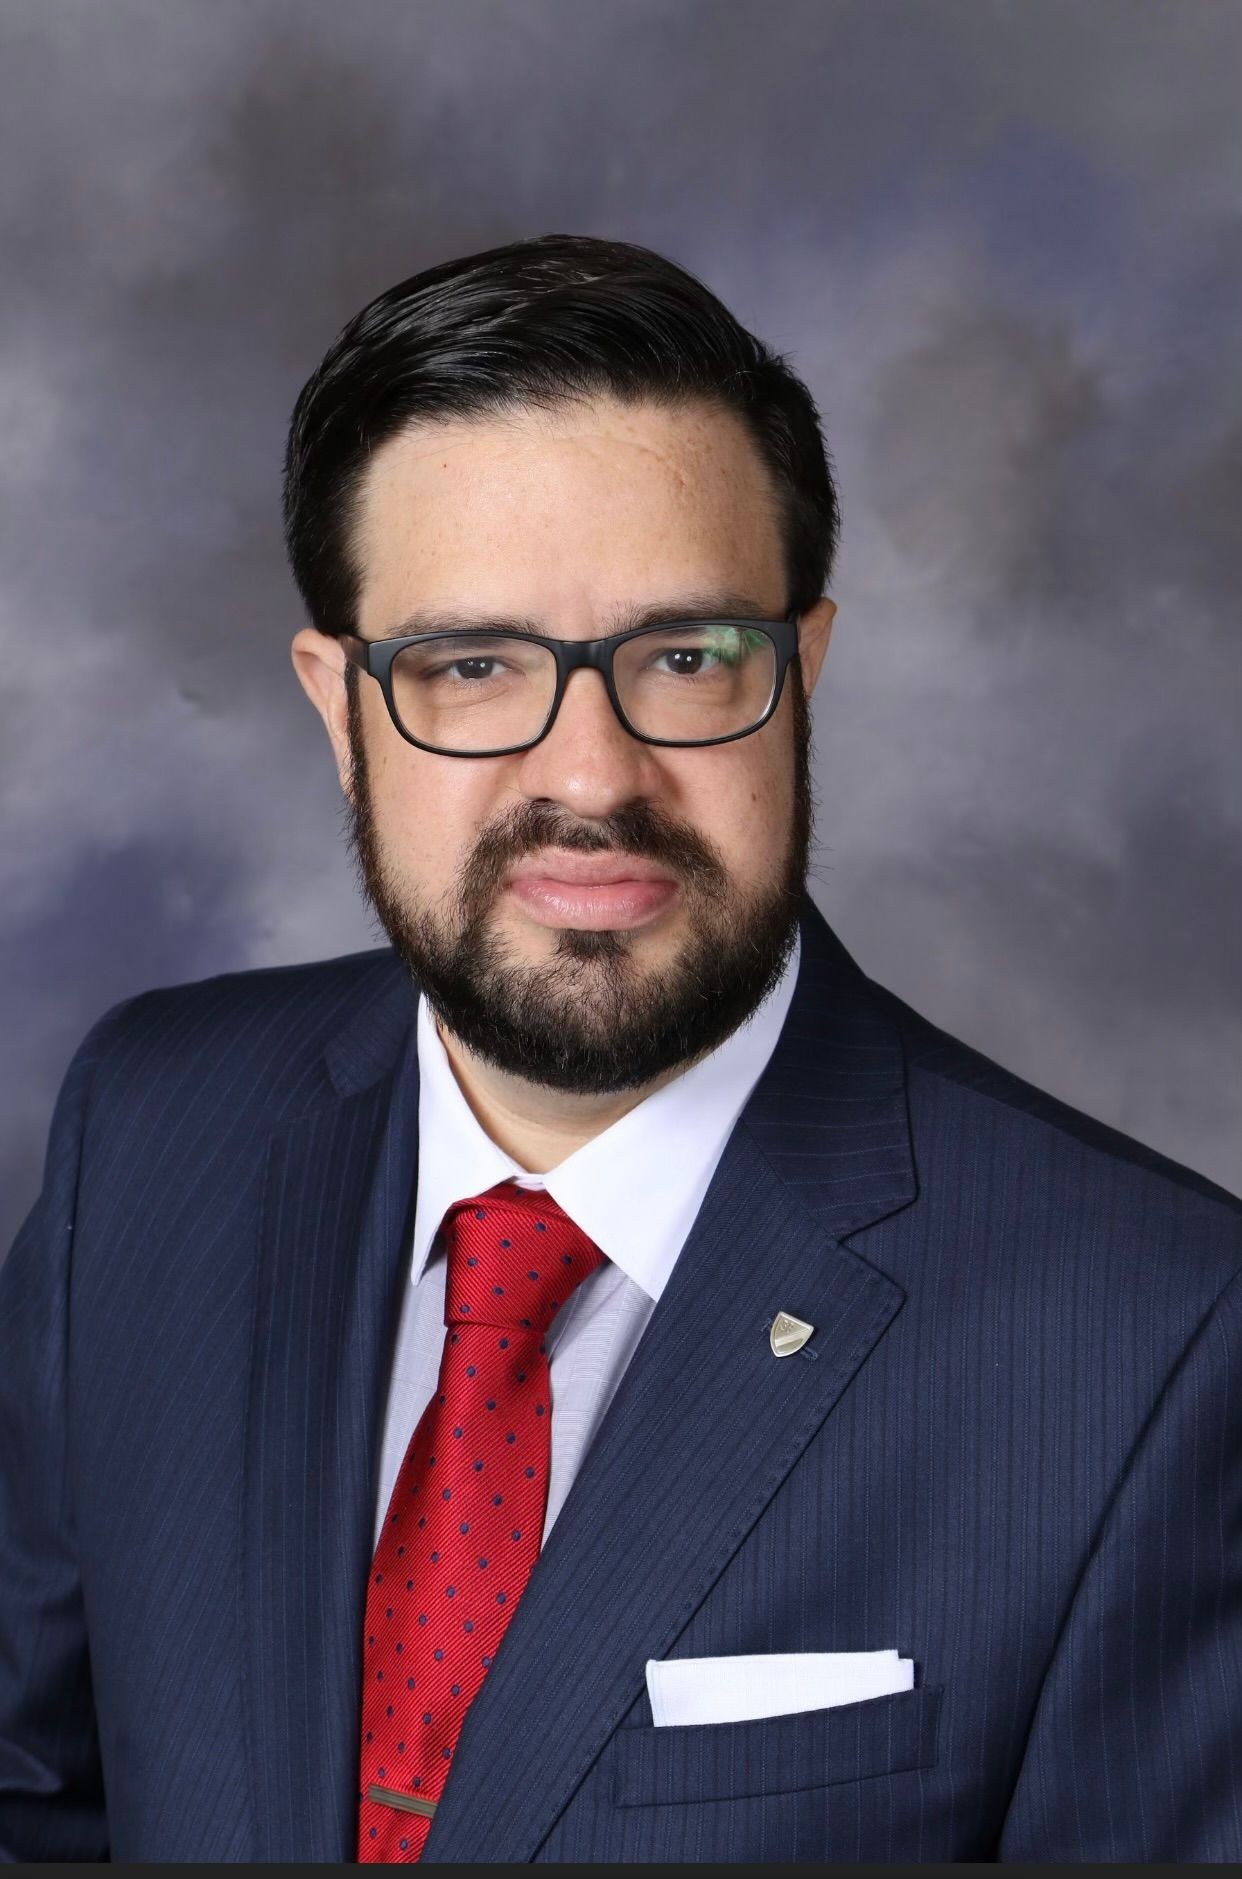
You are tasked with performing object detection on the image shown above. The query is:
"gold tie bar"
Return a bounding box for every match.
[367,1783,437,1818]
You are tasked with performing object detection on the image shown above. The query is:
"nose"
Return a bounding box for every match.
[514,663,657,815]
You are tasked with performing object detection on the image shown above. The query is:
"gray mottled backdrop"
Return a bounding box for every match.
[3,0,1239,1249]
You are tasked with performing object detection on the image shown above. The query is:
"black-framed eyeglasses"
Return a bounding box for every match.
[340,611,802,757]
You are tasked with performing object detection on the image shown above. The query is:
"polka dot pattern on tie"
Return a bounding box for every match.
[355,1180,604,1863]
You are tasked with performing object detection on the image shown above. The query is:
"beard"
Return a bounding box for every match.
[343,664,816,1097]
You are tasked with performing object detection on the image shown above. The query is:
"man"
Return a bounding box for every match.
[2,233,1239,1865]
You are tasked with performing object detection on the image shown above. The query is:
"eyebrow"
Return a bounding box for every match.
[373,590,782,641]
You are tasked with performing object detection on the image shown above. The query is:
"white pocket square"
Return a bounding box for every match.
[646,1648,915,1727]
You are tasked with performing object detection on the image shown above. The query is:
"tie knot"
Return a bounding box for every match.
[439,1181,604,1331]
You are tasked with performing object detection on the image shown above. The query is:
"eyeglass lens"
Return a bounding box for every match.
[388,623,778,752]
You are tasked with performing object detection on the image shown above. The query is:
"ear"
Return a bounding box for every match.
[796,597,836,694]
[291,627,353,796]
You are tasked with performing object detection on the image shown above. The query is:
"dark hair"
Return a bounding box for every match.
[282,233,840,643]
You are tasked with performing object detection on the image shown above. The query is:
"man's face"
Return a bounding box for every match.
[293,394,834,1096]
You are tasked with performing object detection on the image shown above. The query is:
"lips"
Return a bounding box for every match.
[506,872,679,931]
[506,853,676,888]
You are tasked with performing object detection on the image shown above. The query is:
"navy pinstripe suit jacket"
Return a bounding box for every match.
[2,895,1240,1863]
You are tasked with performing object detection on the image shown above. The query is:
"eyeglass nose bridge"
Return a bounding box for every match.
[539,634,635,743]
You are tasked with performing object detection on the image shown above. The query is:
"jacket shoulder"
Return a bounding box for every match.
[864,976,1242,1291]
[74,947,412,1126]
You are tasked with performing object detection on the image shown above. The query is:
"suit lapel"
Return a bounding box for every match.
[422,896,918,1862]
[240,973,421,1862]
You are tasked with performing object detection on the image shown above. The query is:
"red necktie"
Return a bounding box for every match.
[356,1179,605,1862]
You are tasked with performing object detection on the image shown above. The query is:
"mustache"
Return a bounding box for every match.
[462,804,726,904]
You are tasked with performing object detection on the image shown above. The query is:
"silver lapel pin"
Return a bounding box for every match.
[770,1310,815,1357]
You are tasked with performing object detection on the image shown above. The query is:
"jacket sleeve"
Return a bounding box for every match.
[998,1261,1242,1861]
[0,1004,133,1863]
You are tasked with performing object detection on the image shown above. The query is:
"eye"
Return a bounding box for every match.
[652,645,716,676]
[435,658,503,682]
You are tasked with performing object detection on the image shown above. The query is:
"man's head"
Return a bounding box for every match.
[287,235,840,1098]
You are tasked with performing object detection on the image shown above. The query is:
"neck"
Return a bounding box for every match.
[433,1015,689,1173]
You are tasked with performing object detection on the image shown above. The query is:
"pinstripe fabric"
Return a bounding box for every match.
[1,896,1239,1862]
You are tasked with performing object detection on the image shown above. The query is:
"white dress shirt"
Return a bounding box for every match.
[372,928,802,1551]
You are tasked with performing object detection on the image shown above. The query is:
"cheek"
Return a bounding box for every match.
[371,751,494,879]
[688,748,788,869]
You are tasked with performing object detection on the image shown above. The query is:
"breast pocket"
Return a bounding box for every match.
[611,1685,943,1807]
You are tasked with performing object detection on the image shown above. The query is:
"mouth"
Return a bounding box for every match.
[505,855,680,932]
[506,851,678,889]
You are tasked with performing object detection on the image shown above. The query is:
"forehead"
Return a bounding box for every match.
[350,395,787,635]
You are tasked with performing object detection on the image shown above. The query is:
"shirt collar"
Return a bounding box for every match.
[410,926,801,1303]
